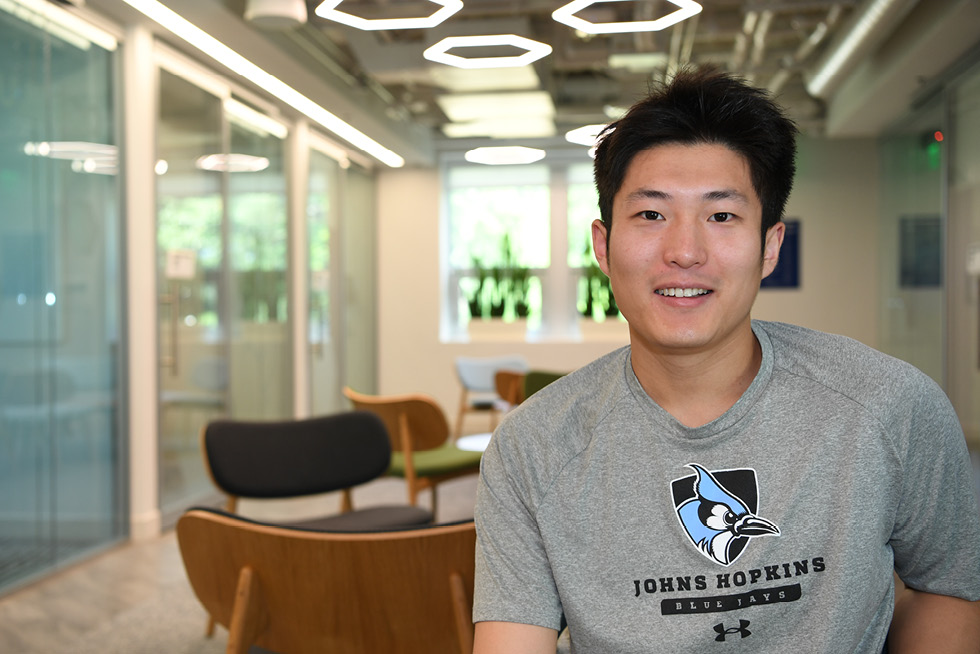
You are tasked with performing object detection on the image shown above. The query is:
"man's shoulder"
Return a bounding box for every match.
[490,346,632,467]
[756,320,947,413]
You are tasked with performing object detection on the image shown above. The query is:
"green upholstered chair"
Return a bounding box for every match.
[343,387,483,516]
[523,370,567,399]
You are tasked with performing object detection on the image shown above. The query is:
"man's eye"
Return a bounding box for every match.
[710,212,734,223]
[640,210,663,221]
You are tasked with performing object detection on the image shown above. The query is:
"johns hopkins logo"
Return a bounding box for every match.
[672,464,780,566]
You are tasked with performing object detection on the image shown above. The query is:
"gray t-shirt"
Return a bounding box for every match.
[474,320,980,653]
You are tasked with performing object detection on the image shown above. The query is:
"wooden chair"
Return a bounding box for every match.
[453,355,529,439]
[343,387,483,515]
[200,411,434,637]
[177,507,476,654]
[494,369,526,409]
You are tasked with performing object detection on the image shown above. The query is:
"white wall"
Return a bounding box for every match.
[376,136,880,432]
[753,136,880,344]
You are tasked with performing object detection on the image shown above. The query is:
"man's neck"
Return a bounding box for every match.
[630,325,762,428]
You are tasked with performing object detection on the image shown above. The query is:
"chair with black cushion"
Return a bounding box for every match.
[453,354,529,439]
[200,411,434,637]
[343,387,483,516]
[201,411,433,532]
[177,507,476,654]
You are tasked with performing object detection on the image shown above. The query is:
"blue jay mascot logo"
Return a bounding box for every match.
[673,464,780,566]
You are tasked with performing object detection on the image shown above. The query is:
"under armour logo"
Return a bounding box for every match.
[714,619,751,641]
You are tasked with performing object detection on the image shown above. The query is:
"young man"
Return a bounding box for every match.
[472,68,980,653]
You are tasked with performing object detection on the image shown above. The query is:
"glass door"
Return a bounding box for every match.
[156,65,292,518]
[226,104,291,420]
[156,69,227,516]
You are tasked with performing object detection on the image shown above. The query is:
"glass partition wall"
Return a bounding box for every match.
[307,148,344,415]
[877,100,946,385]
[0,3,124,593]
[947,62,980,447]
[156,65,291,519]
[878,57,980,450]
[0,1,374,594]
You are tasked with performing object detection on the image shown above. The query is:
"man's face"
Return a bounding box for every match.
[592,142,783,358]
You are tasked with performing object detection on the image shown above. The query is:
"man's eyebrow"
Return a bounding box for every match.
[703,189,750,203]
[624,188,670,202]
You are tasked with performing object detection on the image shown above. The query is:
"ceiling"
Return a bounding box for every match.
[228,0,884,141]
[129,0,978,163]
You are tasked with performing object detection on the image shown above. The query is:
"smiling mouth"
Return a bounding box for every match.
[656,288,712,298]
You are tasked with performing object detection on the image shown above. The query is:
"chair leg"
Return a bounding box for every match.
[408,482,419,507]
[227,565,269,654]
[454,389,468,441]
[430,484,439,520]
[205,494,239,637]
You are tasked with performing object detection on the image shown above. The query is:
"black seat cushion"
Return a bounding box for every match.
[287,505,434,532]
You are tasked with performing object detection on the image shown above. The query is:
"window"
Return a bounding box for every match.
[446,164,549,332]
[566,163,618,322]
[443,154,621,341]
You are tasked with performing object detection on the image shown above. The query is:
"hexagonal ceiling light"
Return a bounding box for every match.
[552,0,702,34]
[423,34,553,69]
[314,0,462,31]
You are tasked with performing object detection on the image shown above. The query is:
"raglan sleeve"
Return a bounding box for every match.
[472,417,565,630]
[889,372,980,601]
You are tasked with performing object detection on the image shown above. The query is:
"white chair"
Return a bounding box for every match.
[453,355,529,439]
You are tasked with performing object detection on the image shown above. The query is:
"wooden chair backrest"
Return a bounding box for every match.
[343,387,449,452]
[494,370,526,406]
[177,509,476,654]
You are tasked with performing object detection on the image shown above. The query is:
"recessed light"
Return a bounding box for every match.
[565,123,607,147]
[196,153,270,172]
[24,141,117,160]
[464,146,546,166]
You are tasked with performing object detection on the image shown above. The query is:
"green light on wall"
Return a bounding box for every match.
[926,131,943,171]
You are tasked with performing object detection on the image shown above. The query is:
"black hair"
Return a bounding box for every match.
[593,66,798,241]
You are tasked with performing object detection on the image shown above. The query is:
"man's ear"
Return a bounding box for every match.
[592,219,611,275]
[761,221,785,279]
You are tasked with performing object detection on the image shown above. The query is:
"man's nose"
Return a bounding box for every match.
[663,220,706,268]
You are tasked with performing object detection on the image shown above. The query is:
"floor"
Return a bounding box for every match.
[0,475,479,654]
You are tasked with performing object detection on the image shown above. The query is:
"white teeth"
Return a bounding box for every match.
[657,288,710,297]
